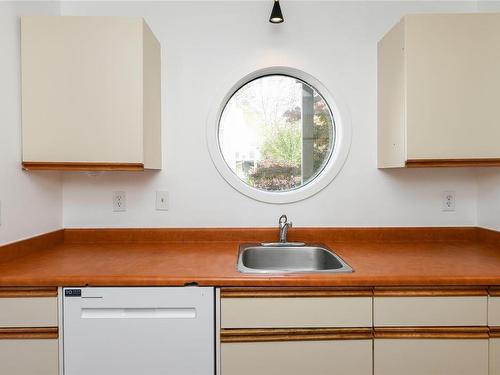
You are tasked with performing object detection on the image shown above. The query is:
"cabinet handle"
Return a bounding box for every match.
[81,307,196,319]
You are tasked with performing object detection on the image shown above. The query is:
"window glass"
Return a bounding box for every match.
[218,75,335,192]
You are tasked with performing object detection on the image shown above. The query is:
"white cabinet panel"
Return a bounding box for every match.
[0,339,58,375]
[21,16,161,170]
[374,339,488,375]
[489,297,500,326]
[0,297,58,327]
[490,339,500,375]
[374,296,487,326]
[222,297,372,328]
[222,340,372,375]
[378,13,500,167]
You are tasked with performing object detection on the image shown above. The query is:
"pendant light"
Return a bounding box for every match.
[269,0,284,24]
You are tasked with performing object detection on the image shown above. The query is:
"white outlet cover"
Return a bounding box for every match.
[442,191,456,212]
[113,191,126,212]
[156,191,169,211]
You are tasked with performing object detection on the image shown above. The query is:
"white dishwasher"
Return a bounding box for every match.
[63,287,214,375]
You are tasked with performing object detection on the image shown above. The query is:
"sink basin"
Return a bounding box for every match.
[237,244,353,274]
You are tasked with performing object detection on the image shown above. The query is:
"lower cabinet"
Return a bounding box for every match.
[0,287,59,375]
[219,287,496,375]
[219,287,374,375]
[221,339,372,375]
[374,339,489,375]
[0,338,58,375]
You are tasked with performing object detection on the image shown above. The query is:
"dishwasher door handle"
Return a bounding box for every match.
[81,307,196,319]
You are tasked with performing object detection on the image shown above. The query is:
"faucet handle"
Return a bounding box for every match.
[288,222,293,228]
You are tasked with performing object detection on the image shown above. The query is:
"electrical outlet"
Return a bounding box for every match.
[156,191,169,211]
[442,191,455,212]
[113,191,126,212]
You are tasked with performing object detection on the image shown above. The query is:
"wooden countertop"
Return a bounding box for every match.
[0,227,499,287]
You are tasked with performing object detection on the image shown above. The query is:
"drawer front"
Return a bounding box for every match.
[0,297,58,327]
[374,296,487,326]
[221,297,372,328]
[374,339,488,375]
[221,340,372,375]
[491,338,500,375]
[489,296,500,326]
[0,339,58,375]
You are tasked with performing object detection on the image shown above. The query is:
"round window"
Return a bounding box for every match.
[207,68,351,204]
[219,75,334,192]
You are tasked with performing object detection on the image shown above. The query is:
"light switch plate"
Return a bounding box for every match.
[156,191,169,211]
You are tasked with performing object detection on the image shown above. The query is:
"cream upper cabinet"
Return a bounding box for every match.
[378,13,500,168]
[21,16,161,171]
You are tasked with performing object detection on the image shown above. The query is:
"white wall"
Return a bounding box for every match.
[477,170,500,231]
[60,1,482,228]
[0,1,62,245]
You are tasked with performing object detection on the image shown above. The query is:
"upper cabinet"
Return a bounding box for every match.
[21,17,161,171]
[378,14,500,168]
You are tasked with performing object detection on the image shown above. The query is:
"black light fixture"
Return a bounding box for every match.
[269,0,284,24]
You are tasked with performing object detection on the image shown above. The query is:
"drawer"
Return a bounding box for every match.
[374,290,487,326]
[221,339,372,375]
[0,338,58,375]
[0,288,58,327]
[374,339,488,375]
[489,295,500,326]
[221,296,372,328]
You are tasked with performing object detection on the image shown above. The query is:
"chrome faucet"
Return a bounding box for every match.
[260,214,304,247]
[278,214,292,243]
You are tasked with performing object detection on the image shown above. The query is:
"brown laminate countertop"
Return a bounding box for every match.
[1,227,500,287]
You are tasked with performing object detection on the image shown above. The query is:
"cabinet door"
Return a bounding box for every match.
[0,339,58,375]
[221,339,372,375]
[21,16,161,170]
[405,14,500,161]
[491,339,500,375]
[374,339,488,375]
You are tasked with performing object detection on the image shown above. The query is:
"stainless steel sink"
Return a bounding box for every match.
[237,243,353,274]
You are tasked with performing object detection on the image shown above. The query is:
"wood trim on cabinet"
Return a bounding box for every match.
[220,328,373,343]
[22,162,144,171]
[405,159,500,168]
[220,287,373,298]
[489,287,500,297]
[374,327,489,339]
[374,286,488,297]
[0,287,58,298]
[490,327,500,338]
[0,327,58,340]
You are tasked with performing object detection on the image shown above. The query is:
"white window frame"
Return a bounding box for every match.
[206,66,351,204]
